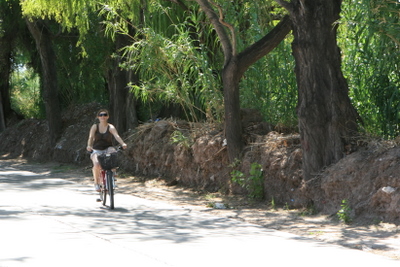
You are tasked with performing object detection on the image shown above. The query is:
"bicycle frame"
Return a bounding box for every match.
[99,168,116,209]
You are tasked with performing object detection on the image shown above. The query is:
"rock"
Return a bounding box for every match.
[382,186,396,194]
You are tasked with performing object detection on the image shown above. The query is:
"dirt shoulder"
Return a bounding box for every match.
[3,157,400,261]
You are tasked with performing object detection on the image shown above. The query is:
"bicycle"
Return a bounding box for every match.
[96,146,121,209]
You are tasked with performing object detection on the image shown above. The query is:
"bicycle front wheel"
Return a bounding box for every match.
[101,186,107,206]
[106,170,114,209]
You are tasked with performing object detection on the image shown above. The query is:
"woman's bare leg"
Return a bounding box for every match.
[91,154,102,185]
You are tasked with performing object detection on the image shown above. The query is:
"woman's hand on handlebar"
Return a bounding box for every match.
[86,146,93,152]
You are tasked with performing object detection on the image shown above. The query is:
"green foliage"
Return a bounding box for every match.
[240,41,297,128]
[170,130,192,148]
[15,0,296,127]
[125,24,224,122]
[53,24,111,107]
[15,0,112,113]
[248,163,264,199]
[209,1,297,127]
[10,66,44,118]
[231,162,264,200]
[21,0,95,34]
[340,0,400,138]
[228,158,242,169]
[9,0,400,141]
[230,169,245,185]
[270,197,276,210]
[100,1,297,125]
[98,1,224,122]
[337,199,352,224]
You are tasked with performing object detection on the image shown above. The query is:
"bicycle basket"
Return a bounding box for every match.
[98,153,118,170]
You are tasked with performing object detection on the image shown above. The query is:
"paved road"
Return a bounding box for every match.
[1,163,399,267]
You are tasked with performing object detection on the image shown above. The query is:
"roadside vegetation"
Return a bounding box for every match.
[0,0,399,213]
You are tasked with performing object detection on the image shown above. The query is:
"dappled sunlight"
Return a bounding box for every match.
[1,158,400,266]
[0,170,40,176]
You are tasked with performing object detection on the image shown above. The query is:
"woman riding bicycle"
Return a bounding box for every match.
[86,109,127,192]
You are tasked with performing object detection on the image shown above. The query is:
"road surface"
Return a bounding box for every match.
[0,161,399,267]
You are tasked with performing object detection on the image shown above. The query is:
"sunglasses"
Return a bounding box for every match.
[98,113,108,117]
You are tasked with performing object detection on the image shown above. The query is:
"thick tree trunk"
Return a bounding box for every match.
[0,43,11,115]
[26,19,62,146]
[0,42,11,132]
[0,19,16,131]
[0,0,21,131]
[125,70,140,130]
[108,34,139,133]
[0,94,5,132]
[290,0,358,179]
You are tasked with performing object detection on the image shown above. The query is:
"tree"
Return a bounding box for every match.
[275,0,359,179]
[21,0,140,133]
[107,33,140,131]
[25,19,62,146]
[0,98,4,131]
[0,0,20,131]
[0,31,11,131]
[111,0,292,160]
[195,0,292,162]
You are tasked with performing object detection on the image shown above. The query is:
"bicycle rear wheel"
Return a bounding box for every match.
[106,170,114,209]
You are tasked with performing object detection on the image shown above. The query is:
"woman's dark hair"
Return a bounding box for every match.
[97,109,109,116]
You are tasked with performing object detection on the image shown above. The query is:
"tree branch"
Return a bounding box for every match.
[208,0,237,56]
[195,0,233,63]
[237,15,292,77]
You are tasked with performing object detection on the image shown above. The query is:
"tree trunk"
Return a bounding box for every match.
[222,56,243,161]
[0,41,11,132]
[0,93,5,132]
[223,14,291,162]
[26,19,62,146]
[196,0,292,162]
[108,34,139,133]
[126,70,140,130]
[0,3,17,131]
[290,0,359,179]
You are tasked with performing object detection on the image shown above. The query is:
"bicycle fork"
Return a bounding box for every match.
[103,170,116,190]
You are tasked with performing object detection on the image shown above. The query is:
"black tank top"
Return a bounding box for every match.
[93,124,113,150]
